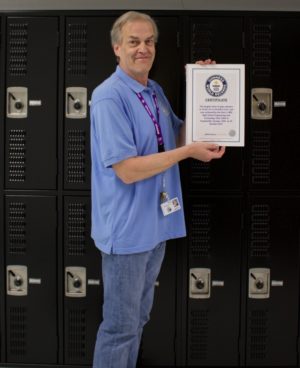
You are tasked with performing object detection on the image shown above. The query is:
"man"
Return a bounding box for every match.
[90,11,225,368]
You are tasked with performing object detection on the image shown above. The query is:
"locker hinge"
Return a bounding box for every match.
[177,31,181,48]
[57,31,60,47]
[242,31,245,49]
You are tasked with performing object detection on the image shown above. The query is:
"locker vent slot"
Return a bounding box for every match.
[9,306,27,356]
[191,23,212,62]
[8,129,26,183]
[189,309,208,361]
[190,204,211,257]
[251,131,271,185]
[191,160,211,186]
[8,202,27,254]
[67,309,87,359]
[252,24,272,77]
[250,204,270,257]
[67,23,87,76]
[67,130,86,183]
[67,202,87,256]
[8,23,28,76]
[249,309,267,361]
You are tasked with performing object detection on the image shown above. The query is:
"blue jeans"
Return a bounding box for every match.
[93,242,166,368]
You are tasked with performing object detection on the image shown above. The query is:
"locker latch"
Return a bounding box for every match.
[189,268,211,299]
[7,265,28,296]
[7,87,28,118]
[65,87,87,119]
[248,268,270,299]
[251,88,273,120]
[65,267,86,297]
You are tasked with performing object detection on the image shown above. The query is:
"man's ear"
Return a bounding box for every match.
[113,44,120,57]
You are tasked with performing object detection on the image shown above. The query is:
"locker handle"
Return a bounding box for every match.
[29,100,42,107]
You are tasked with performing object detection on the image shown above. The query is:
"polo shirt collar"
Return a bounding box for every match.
[116,65,154,93]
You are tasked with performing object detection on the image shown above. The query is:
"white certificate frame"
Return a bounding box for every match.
[186,64,245,147]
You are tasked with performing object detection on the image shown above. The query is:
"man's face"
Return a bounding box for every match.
[113,20,156,84]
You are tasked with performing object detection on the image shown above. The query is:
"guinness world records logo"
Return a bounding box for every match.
[206,75,228,97]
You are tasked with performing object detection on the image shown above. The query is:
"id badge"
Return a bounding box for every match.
[160,197,181,216]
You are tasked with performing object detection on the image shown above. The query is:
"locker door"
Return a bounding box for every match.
[0,16,4,364]
[186,196,242,366]
[246,197,300,366]
[64,17,116,190]
[248,17,300,190]
[185,17,244,192]
[64,196,102,365]
[5,18,58,189]
[5,196,57,364]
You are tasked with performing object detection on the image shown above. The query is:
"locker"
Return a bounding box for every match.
[64,17,116,190]
[5,196,57,364]
[185,17,245,192]
[5,17,58,189]
[248,17,300,190]
[0,15,4,364]
[246,196,300,366]
[0,187,3,366]
[186,196,242,366]
[63,196,102,365]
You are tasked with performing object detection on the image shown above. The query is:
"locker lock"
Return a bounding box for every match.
[256,99,266,112]
[7,265,28,296]
[13,274,24,287]
[65,267,86,298]
[189,268,211,299]
[14,100,24,110]
[251,88,273,120]
[66,87,87,119]
[73,99,82,111]
[72,276,82,289]
[248,268,270,299]
[7,87,28,118]
[195,278,205,290]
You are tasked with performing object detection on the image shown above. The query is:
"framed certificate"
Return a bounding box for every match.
[186,64,245,147]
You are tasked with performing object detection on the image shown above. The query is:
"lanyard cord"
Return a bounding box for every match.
[136,91,165,152]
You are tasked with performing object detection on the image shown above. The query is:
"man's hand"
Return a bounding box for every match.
[195,59,216,65]
[187,142,225,162]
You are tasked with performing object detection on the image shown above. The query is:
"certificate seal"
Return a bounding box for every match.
[206,75,228,97]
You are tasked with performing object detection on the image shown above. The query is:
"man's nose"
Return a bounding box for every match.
[137,42,148,52]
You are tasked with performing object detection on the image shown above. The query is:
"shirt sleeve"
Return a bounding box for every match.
[91,98,138,168]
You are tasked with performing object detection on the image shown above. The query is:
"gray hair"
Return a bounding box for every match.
[110,11,159,46]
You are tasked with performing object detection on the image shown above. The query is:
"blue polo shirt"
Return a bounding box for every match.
[90,66,186,254]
